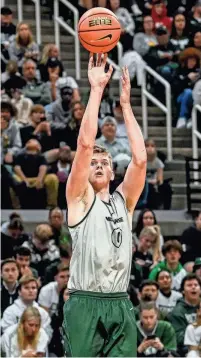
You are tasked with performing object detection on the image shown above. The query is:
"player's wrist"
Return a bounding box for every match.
[121,103,132,110]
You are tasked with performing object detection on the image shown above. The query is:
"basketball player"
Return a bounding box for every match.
[63,53,147,357]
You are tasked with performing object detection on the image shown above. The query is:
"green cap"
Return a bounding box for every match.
[193,258,201,272]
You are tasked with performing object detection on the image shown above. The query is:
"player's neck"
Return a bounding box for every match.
[95,188,110,203]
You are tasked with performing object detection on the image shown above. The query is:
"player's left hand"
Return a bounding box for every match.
[88,53,113,91]
[120,66,131,107]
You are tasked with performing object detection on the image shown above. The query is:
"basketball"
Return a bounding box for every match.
[78,7,121,53]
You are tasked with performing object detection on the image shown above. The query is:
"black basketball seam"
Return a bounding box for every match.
[78,28,120,33]
[79,34,120,47]
[78,12,119,27]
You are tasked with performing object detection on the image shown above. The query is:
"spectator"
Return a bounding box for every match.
[13,139,59,208]
[134,280,160,320]
[64,101,87,151]
[98,83,115,120]
[1,275,52,338]
[145,25,177,83]
[1,218,28,259]
[180,211,201,263]
[189,0,201,36]
[9,22,39,69]
[96,116,131,159]
[192,30,201,51]
[193,79,201,105]
[39,43,64,82]
[14,246,39,279]
[1,211,21,230]
[133,208,164,248]
[48,207,71,252]
[1,102,22,163]
[46,86,73,129]
[20,104,53,151]
[133,226,162,279]
[168,274,201,356]
[1,306,49,358]
[184,261,195,273]
[173,47,201,129]
[137,301,177,356]
[151,0,173,34]
[9,88,33,127]
[108,0,135,52]
[134,16,157,57]
[170,11,189,53]
[50,146,72,209]
[1,259,19,315]
[45,57,80,102]
[149,240,187,290]
[49,287,69,357]
[145,138,172,209]
[22,60,52,105]
[38,263,69,317]
[2,60,27,91]
[193,258,201,281]
[1,7,16,43]
[22,224,60,280]
[184,299,201,358]
[155,269,182,316]
[43,247,70,285]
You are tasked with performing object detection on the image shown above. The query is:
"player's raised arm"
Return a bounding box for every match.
[117,67,147,213]
[66,53,113,201]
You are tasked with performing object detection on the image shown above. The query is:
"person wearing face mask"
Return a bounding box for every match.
[22,224,60,281]
[46,85,73,130]
[13,139,59,208]
[168,274,201,356]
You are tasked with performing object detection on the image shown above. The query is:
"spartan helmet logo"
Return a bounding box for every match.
[111,228,122,248]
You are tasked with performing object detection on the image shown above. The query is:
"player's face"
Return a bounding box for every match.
[89,153,114,190]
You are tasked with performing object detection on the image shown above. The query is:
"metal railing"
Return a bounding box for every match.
[107,42,123,92]
[54,0,80,80]
[192,104,201,180]
[141,65,172,161]
[17,0,41,45]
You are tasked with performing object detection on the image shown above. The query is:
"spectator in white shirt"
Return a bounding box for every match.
[38,263,69,317]
[185,300,201,358]
[156,269,182,317]
[1,275,52,339]
[1,306,49,358]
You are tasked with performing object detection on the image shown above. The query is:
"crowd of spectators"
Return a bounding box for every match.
[0,209,201,357]
[1,1,201,357]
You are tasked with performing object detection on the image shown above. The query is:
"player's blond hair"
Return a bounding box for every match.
[93,144,113,167]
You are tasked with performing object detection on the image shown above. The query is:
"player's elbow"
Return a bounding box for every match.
[133,155,147,169]
[77,136,94,150]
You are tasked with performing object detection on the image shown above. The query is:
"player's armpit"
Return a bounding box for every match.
[117,159,146,213]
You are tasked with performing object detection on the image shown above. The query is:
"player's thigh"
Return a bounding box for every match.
[63,295,104,357]
[105,299,137,357]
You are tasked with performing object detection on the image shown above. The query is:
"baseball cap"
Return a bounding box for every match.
[193,258,201,272]
[155,25,168,36]
[46,57,61,68]
[101,116,117,128]
[1,7,13,15]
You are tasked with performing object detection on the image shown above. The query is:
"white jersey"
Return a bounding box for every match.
[156,290,182,315]
[68,191,132,293]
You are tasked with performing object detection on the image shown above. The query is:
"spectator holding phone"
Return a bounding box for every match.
[1,306,49,358]
[137,300,177,356]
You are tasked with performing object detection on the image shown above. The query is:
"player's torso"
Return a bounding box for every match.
[68,191,132,293]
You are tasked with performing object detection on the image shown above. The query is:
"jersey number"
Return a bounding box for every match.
[111,228,122,248]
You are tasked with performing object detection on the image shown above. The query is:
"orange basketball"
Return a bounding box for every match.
[78,7,121,53]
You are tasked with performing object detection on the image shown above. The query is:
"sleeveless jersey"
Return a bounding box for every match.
[68,191,132,293]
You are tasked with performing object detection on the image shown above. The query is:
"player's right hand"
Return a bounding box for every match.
[88,53,113,91]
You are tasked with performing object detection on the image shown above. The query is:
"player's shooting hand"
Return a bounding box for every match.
[120,66,131,108]
[88,53,113,91]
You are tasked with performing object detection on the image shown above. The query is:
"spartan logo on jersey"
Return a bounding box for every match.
[111,228,122,248]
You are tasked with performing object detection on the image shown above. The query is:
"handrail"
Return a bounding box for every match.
[141,65,172,161]
[17,0,41,44]
[107,42,123,92]
[192,104,201,181]
[54,0,80,80]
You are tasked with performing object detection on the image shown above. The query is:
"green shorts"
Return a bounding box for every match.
[63,291,137,357]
